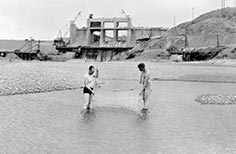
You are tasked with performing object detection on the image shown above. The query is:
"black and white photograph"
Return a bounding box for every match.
[1,0,236,153]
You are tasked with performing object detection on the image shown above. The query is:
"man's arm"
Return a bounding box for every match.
[139,73,142,84]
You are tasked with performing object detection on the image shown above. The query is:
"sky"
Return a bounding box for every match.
[0,0,235,40]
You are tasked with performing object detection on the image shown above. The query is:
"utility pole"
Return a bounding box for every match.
[221,0,225,9]
[173,16,176,27]
[192,7,195,20]
[221,0,225,14]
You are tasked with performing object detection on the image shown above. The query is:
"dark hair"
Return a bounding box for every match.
[89,65,95,71]
[137,63,145,69]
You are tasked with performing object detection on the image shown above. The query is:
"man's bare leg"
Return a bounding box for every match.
[87,95,93,110]
[141,91,148,113]
[84,94,93,110]
[143,89,151,111]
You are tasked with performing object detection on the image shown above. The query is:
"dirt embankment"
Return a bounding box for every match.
[127,7,236,61]
[125,37,169,61]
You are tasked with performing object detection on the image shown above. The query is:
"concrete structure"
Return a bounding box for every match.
[70,17,167,48]
[57,16,168,61]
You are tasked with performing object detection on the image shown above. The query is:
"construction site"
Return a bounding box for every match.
[2,7,236,62]
[2,3,236,154]
[54,11,167,61]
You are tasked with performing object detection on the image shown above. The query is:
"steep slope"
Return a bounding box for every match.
[127,7,236,61]
[168,7,236,47]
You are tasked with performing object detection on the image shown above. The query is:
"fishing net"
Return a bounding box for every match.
[91,88,143,112]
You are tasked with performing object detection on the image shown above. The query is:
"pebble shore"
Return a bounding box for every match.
[1,60,236,104]
[196,94,236,105]
[0,61,82,96]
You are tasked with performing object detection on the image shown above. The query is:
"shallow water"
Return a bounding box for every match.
[1,81,236,154]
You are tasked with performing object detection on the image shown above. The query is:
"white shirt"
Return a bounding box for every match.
[83,73,96,88]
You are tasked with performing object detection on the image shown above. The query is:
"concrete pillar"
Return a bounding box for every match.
[103,51,106,61]
[96,50,102,61]
[100,30,105,46]
[114,29,118,42]
[86,18,91,45]
[114,21,118,42]
[70,21,77,45]
[86,30,91,46]
[127,17,132,46]
[100,21,104,45]
[99,21,105,46]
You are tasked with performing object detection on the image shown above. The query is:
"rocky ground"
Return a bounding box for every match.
[1,60,236,105]
[127,7,236,62]
[196,94,236,105]
[0,61,81,96]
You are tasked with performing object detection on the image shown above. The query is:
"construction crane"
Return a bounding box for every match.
[55,23,68,40]
[72,11,81,24]
[122,9,149,40]
[121,9,129,18]
[63,11,81,39]
[54,11,81,47]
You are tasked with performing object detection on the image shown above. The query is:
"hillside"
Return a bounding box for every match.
[127,7,236,61]
[168,7,236,47]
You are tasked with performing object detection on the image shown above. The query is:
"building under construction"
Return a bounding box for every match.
[55,14,168,61]
[0,39,40,60]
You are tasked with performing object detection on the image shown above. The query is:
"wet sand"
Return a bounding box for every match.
[1,60,236,153]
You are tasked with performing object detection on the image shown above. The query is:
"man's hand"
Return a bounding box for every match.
[139,89,144,96]
[91,89,95,95]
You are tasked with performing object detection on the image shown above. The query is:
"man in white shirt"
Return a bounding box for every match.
[83,65,98,110]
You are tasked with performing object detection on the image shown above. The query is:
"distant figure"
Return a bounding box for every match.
[89,13,93,19]
[137,63,152,111]
[83,65,99,110]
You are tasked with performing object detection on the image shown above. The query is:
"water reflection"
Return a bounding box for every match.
[2,81,236,154]
[137,109,150,120]
[81,109,97,122]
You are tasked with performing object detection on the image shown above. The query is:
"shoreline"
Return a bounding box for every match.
[0,59,236,96]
